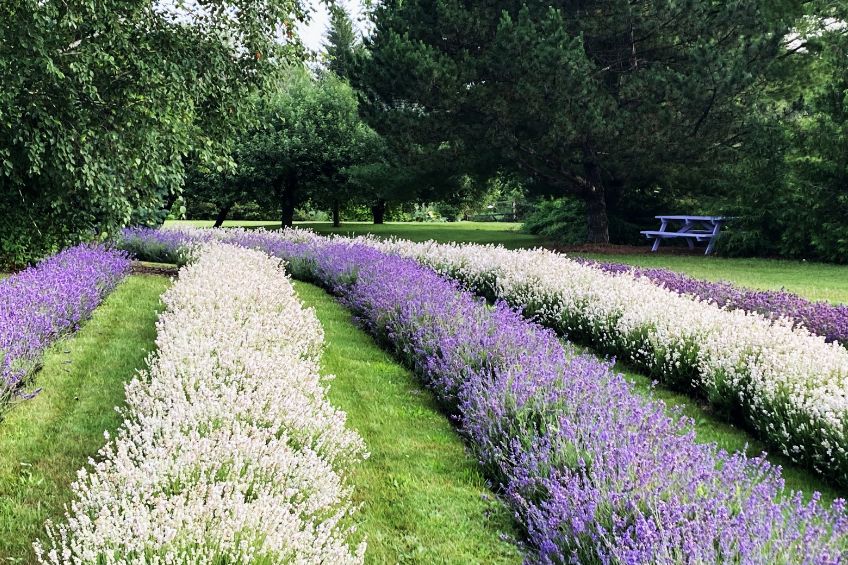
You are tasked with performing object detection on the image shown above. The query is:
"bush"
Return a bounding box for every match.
[522,198,586,244]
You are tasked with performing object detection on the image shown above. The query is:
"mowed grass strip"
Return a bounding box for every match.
[0,275,169,563]
[293,281,522,565]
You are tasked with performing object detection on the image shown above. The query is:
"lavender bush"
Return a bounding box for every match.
[579,259,848,346]
[120,228,848,562]
[277,240,848,563]
[117,227,848,486]
[0,244,131,412]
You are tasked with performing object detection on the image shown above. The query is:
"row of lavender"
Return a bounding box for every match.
[371,238,848,487]
[121,227,848,486]
[578,259,848,346]
[37,244,367,562]
[0,245,130,414]
[118,228,848,562]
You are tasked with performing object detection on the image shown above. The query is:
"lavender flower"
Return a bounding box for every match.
[0,244,130,413]
[579,259,848,346]
[281,240,848,564]
[116,227,848,561]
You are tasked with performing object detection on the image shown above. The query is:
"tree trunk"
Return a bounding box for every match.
[371,199,386,224]
[332,200,341,227]
[213,201,234,228]
[582,146,610,244]
[280,171,298,228]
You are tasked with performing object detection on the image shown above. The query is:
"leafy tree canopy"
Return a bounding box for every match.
[357,0,802,242]
[0,0,307,264]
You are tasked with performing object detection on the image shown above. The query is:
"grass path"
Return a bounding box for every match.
[0,275,169,562]
[293,281,522,565]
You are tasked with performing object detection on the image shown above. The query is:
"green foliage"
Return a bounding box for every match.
[0,0,306,265]
[781,18,848,262]
[184,67,380,226]
[324,6,361,80]
[523,198,586,245]
[358,0,797,243]
[708,11,848,263]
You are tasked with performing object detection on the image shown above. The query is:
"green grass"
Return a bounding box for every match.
[572,253,848,304]
[293,281,522,564]
[164,219,547,250]
[0,275,169,563]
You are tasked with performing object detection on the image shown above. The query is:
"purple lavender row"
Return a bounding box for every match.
[274,239,848,563]
[118,228,846,562]
[578,259,848,345]
[0,245,131,412]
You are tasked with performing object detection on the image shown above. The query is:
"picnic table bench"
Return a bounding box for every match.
[640,215,726,255]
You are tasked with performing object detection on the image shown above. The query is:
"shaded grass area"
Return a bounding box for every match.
[165,220,547,250]
[0,275,169,562]
[572,253,848,304]
[293,281,522,564]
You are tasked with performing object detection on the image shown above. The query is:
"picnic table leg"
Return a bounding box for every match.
[650,219,668,252]
[704,221,721,255]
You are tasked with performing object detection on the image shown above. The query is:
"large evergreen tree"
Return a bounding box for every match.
[358,0,797,242]
[324,5,360,80]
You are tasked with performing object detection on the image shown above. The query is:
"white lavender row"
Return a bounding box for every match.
[35,243,367,564]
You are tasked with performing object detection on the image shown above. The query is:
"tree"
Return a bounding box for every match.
[358,0,798,243]
[324,5,360,80]
[225,68,377,227]
[782,6,848,261]
[0,0,306,265]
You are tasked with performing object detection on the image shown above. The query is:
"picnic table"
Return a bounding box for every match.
[640,215,726,255]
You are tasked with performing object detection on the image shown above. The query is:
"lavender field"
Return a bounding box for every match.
[5,0,848,562]
[78,225,846,564]
[1,225,848,562]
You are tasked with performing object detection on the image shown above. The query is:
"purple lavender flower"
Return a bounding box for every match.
[578,259,848,346]
[265,239,848,563]
[116,227,848,562]
[0,244,131,412]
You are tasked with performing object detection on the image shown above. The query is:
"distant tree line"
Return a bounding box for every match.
[2,0,846,265]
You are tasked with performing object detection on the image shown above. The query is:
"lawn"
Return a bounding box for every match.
[293,281,522,564]
[0,275,169,562]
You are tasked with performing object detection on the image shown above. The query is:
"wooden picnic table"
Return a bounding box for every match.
[640,215,726,255]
